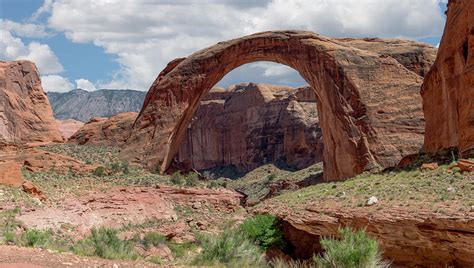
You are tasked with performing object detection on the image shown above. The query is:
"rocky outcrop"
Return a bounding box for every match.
[176,83,322,172]
[122,31,425,180]
[262,207,474,267]
[47,89,146,122]
[0,61,63,144]
[338,38,437,77]
[68,112,137,146]
[0,161,23,186]
[421,0,474,158]
[56,119,84,139]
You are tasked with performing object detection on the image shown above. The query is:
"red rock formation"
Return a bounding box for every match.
[0,161,23,186]
[421,0,474,158]
[176,83,322,172]
[122,31,425,180]
[56,119,84,139]
[261,207,474,267]
[338,38,437,77]
[68,112,137,146]
[0,61,63,144]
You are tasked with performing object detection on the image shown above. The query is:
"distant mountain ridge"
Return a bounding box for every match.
[47,88,147,122]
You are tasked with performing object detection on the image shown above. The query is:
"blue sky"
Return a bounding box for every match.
[0,0,447,92]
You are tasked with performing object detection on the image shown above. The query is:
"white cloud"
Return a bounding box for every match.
[0,19,52,38]
[30,0,54,22]
[0,30,63,75]
[46,0,446,90]
[75,78,97,91]
[41,75,73,92]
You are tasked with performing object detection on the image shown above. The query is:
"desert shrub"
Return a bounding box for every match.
[142,232,166,249]
[192,228,264,267]
[121,161,130,174]
[93,166,106,177]
[185,172,199,187]
[314,227,389,268]
[21,229,53,248]
[208,181,220,189]
[239,214,285,250]
[171,172,184,185]
[73,227,138,260]
[168,241,197,258]
[267,173,277,181]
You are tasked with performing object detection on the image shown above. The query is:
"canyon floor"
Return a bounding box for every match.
[0,144,473,267]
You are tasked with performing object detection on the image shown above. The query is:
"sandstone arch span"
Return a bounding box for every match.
[122,31,424,180]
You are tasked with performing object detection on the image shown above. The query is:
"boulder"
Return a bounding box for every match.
[421,0,474,157]
[68,112,137,146]
[0,61,63,144]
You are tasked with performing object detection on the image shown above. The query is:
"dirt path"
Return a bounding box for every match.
[0,245,160,268]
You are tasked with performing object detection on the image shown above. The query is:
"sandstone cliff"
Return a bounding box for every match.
[68,112,137,146]
[122,32,427,180]
[176,83,322,172]
[421,0,474,157]
[0,60,63,144]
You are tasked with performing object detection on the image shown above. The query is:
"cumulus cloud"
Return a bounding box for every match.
[0,19,52,38]
[41,75,73,92]
[0,30,63,75]
[75,78,97,91]
[46,0,446,90]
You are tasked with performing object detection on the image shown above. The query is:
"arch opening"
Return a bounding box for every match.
[173,61,323,177]
[122,31,425,181]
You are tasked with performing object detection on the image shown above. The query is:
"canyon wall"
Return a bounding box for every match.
[0,61,63,145]
[421,0,474,157]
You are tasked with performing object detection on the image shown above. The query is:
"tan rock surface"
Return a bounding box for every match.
[56,119,84,139]
[122,31,425,180]
[0,61,63,144]
[68,112,137,146]
[176,83,322,172]
[0,161,23,186]
[421,0,474,158]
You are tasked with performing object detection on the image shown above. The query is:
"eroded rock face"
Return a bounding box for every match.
[122,31,425,180]
[176,83,322,172]
[56,119,84,139]
[0,61,63,144]
[68,112,137,146]
[421,1,474,157]
[338,38,437,77]
[274,209,474,267]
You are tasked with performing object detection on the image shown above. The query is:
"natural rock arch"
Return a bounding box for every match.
[122,31,424,180]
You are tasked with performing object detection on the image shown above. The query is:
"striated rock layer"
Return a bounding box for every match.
[122,31,427,180]
[176,83,322,172]
[421,0,474,157]
[0,61,63,144]
[68,112,137,146]
[269,208,474,267]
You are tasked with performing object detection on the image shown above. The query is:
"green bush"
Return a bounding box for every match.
[171,172,184,185]
[192,228,264,267]
[239,214,285,250]
[208,181,220,189]
[314,227,389,268]
[93,166,106,177]
[185,172,199,187]
[267,173,277,181]
[21,229,52,248]
[142,232,166,249]
[73,227,138,260]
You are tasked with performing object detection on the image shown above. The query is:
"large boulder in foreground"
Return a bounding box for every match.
[422,0,474,157]
[176,83,322,172]
[0,60,63,144]
[68,112,137,146]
